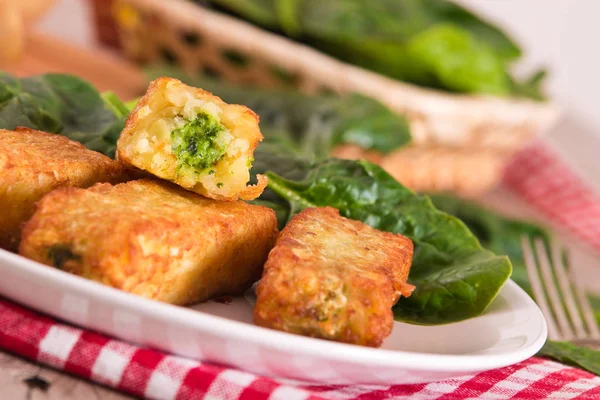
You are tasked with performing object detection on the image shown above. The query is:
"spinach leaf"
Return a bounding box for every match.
[47,244,80,270]
[205,0,545,99]
[145,67,411,156]
[429,194,600,374]
[0,73,128,157]
[248,142,308,229]
[207,0,519,59]
[332,93,412,154]
[402,24,510,95]
[257,153,512,324]
[101,91,132,119]
[428,194,600,318]
[538,341,600,376]
[509,69,548,102]
[428,194,550,294]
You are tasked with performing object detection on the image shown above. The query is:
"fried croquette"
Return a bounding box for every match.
[19,179,279,305]
[254,207,415,347]
[116,77,267,201]
[0,128,125,251]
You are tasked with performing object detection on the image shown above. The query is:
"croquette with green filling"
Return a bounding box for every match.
[116,77,267,201]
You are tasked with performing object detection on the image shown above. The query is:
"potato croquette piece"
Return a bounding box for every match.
[0,128,125,251]
[254,207,415,347]
[20,179,278,305]
[116,77,267,201]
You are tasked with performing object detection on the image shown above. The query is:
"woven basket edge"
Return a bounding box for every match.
[119,0,560,121]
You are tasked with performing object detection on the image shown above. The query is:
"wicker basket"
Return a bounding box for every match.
[96,0,560,195]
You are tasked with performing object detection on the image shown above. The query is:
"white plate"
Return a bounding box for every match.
[0,249,547,385]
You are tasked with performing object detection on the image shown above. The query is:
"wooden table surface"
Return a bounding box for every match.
[1,32,599,400]
[1,353,131,399]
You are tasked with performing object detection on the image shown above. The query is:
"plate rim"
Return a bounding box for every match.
[0,249,548,373]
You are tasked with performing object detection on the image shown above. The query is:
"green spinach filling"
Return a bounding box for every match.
[171,112,227,171]
[47,244,80,269]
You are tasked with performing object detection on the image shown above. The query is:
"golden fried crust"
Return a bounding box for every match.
[19,179,278,305]
[117,77,267,201]
[254,207,415,347]
[0,128,125,251]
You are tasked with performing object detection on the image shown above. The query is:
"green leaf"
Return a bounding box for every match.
[429,194,600,318]
[538,341,600,376]
[275,0,302,37]
[332,94,411,154]
[101,91,131,119]
[209,0,520,58]
[429,194,600,373]
[509,69,548,101]
[259,156,512,324]
[145,67,411,156]
[0,73,63,133]
[0,72,128,157]
[124,98,140,112]
[205,0,544,98]
[428,193,549,294]
[403,24,510,95]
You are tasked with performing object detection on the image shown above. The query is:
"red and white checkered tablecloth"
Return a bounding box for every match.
[504,142,600,251]
[2,140,600,399]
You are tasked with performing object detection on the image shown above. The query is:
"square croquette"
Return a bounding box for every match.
[254,207,415,347]
[19,179,279,305]
[0,128,125,251]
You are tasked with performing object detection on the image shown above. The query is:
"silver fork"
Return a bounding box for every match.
[522,236,600,348]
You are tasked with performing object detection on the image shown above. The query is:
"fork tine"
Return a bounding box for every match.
[534,238,575,340]
[522,236,561,341]
[550,241,587,338]
[566,261,600,339]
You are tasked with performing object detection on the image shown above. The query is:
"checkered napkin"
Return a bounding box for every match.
[2,140,600,400]
[2,298,600,399]
[503,142,600,251]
